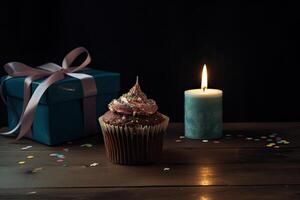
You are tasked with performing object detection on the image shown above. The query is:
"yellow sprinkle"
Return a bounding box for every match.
[282,140,290,145]
[18,161,26,165]
[266,143,276,147]
[27,155,34,159]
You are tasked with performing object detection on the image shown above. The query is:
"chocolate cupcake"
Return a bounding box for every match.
[99,77,169,165]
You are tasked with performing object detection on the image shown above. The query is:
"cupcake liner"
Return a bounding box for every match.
[99,115,169,165]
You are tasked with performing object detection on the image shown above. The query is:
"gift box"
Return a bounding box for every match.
[1,68,119,145]
[0,47,120,145]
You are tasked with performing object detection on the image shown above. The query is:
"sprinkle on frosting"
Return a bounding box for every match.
[108,77,158,116]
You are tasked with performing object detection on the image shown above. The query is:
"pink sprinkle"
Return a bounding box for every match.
[56,159,64,163]
[213,141,220,144]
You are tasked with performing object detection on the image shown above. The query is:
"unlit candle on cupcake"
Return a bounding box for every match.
[184,64,223,139]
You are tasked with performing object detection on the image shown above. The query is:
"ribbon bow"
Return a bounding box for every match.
[0,47,98,140]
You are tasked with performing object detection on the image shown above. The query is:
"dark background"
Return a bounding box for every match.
[0,1,299,125]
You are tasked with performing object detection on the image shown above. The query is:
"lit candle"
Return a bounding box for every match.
[184,64,223,139]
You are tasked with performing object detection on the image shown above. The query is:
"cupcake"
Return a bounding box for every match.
[99,77,169,165]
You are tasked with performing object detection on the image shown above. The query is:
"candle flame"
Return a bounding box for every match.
[201,64,208,90]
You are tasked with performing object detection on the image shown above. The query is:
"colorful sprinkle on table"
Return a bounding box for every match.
[163,167,170,171]
[274,145,280,149]
[175,139,181,143]
[282,140,290,145]
[18,161,26,165]
[80,143,93,148]
[26,191,37,195]
[202,140,209,143]
[269,133,277,138]
[267,138,273,142]
[56,159,64,163]
[49,153,65,159]
[260,136,267,139]
[277,140,290,145]
[32,167,43,173]
[179,136,185,139]
[26,155,34,159]
[21,146,32,150]
[266,143,276,147]
[246,137,253,140]
[254,138,260,142]
[57,154,65,159]
[213,141,220,144]
[90,163,99,167]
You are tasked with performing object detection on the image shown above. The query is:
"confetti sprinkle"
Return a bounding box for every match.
[254,138,260,142]
[202,140,209,143]
[49,153,65,159]
[237,134,244,138]
[57,154,65,159]
[179,136,185,139]
[21,146,32,150]
[213,141,220,144]
[56,159,64,163]
[163,167,170,171]
[275,137,282,141]
[267,138,273,142]
[266,143,276,147]
[246,137,253,140]
[26,155,34,159]
[18,161,26,165]
[260,136,267,139]
[277,140,290,145]
[63,164,68,167]
[62,148,69,152]
[274,145,280,149]
[32,167,43,173]
[175,139,181,143]
[80,143,93,148]
[26,191,37,195]
[225,134,231,137]
[90,163,99,167]
[269,133,277,138]
[282,140,290,145]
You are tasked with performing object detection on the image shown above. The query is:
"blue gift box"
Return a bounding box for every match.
[1,68,120,145]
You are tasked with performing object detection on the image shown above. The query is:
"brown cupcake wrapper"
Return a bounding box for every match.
[99,115,169,165]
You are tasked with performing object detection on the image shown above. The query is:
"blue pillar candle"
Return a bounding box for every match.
[184,65,223,139]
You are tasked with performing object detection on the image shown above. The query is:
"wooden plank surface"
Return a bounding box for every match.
[0,123,300,199]
[1,186,300,200]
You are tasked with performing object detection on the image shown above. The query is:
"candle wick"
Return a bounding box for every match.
[202,87,207,92]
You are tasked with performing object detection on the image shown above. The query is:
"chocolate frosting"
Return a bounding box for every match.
[108,77,158,116]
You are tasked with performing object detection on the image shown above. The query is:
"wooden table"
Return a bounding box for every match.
[1,123,300,199]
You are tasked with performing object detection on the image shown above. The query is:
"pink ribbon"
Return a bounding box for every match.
[0,47,98,140]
